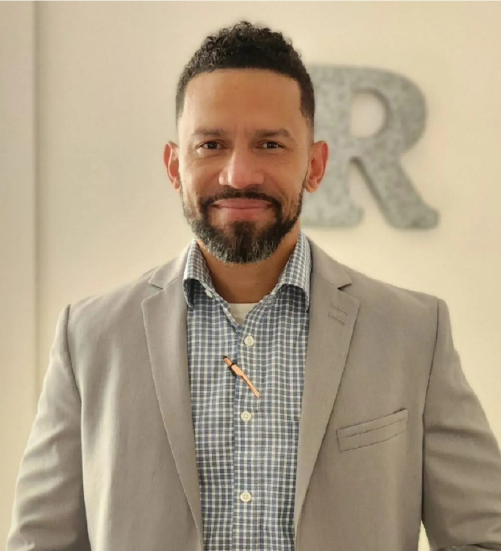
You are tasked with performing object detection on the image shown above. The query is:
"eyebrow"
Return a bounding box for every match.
[191,128,294,140]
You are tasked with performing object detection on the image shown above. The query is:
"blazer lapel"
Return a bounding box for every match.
[294,239,360,539]
[141,244,203,548]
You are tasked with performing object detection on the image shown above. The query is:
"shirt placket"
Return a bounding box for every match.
[232,311,263,550]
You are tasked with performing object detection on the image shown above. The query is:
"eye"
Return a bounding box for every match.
[260,141,282,149]
[199,141,222,150]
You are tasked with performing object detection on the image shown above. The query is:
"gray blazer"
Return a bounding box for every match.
[7,237,501,551]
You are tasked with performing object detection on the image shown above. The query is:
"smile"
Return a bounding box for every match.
[211,199,272,219]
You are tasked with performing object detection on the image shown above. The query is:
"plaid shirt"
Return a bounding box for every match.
[183,231,311,551]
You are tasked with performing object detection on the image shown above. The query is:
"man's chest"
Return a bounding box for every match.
[186,288,310,550]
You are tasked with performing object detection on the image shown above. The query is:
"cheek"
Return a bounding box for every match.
[183,153,222,175]
[181,162,220,193]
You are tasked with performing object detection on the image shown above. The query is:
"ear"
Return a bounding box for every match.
[305,140,329,193]
[164,142,181,191]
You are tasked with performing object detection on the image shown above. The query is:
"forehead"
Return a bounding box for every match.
[179,69,305,137]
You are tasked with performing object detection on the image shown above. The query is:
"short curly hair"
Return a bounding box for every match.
[175,21,315,132]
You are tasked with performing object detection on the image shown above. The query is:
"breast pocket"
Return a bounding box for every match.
[337,408,408,452]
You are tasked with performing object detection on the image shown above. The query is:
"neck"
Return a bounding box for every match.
[197,225,300,304]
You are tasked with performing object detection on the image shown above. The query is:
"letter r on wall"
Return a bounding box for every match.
[302,66,439,229]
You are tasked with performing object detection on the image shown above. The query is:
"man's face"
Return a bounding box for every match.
[165,69,325,264]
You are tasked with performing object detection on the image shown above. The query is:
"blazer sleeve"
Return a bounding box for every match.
[6,305,91,551]
[422,298,501,550]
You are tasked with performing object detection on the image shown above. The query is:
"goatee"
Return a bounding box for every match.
[180,181,305,265]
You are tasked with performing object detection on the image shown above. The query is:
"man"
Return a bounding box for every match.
[7,20,501,551]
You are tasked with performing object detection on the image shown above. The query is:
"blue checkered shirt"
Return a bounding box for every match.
[182,231,311,551]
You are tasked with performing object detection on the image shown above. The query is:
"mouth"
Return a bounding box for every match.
[211,199,272,219]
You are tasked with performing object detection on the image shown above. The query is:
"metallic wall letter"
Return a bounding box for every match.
[302,66,439,229]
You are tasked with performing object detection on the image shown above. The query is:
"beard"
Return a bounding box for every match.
[179,178,306,265]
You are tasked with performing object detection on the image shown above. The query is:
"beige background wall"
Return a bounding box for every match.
[0,1,37,540]
[2,2,501,548]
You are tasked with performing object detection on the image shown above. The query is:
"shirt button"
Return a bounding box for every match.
[205,289,213,299]
[244,335,255,347]
[240,491,252,503]
[240,411,252,422]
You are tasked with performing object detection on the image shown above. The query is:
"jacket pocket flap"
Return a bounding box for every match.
[337,408,408,452]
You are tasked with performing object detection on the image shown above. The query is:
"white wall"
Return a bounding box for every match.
[3,2,501,547]
[0,1,37,542]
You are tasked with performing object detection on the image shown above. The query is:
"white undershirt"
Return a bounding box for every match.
[228,302,259,326]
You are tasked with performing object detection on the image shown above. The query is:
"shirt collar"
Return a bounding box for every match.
[182,231,311,310]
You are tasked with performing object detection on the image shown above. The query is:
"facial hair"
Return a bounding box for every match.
[179,178,306,265]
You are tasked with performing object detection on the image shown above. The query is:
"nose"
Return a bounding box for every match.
[218,147,265,189]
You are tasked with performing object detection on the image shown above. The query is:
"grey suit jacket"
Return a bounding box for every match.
[7,237,501,551]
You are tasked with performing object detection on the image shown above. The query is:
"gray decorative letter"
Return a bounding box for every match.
[302,66,439,229]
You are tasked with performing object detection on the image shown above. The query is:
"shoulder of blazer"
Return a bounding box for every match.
[307,236,440,326]
[65,243,191,339]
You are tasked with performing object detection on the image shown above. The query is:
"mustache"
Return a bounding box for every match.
[201,189,281,211]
